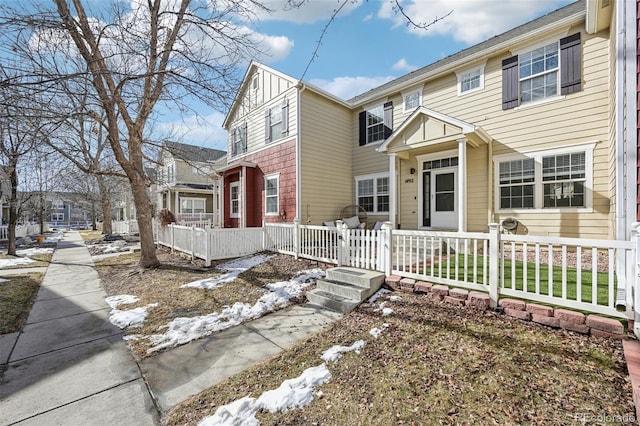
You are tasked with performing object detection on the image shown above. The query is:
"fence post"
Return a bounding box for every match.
[170,224,175,253]
[293,218,300,260]
[335,220,348,266]
[488,223,500,308]
[204,227,211,267]
[633,222,640,339]
[379,222,393,276]
[191,225,196,261]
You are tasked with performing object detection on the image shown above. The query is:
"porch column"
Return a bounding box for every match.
[174,191,180,215]
[389,154,397,228]
[241,166,246,228]
[457,138,467,232]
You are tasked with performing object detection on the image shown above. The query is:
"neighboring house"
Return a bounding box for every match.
[222,0,635,240]
[155,141,226,226]
[18,191,95,226]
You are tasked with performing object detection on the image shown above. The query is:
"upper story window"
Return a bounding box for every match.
[457,64,485,95]
[358,101,393,146]
[166,163,175,184]
[403,89,422,112]
[502,33,581,109]
[495,143,593,212]
[265,98,289,143]
[232,123,247,156]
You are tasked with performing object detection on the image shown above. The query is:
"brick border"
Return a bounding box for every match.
[385,277,627,339]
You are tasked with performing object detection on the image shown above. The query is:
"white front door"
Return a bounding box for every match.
[422,168,457,229]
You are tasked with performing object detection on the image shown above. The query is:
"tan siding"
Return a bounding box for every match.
[299,90,353,224]
[607,17,617,239]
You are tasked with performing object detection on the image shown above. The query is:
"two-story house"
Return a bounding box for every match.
[222,0,634,240]
[156,141,226,226]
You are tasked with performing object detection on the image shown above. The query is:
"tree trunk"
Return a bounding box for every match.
[7,162,18,256]
[38,193,45,235]
[130,173,158,268]
[96,175,112,235]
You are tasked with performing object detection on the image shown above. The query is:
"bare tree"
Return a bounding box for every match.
[0,0,266,268]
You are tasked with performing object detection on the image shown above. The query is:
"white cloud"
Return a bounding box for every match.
[252,33,295,63]
[392,58,417,73]
[309,75,396,100]
[250,0,363,24]
[155,111,228,151]
[378,0,571,44]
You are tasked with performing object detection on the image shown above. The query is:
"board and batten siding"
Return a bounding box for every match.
[226,67,298,160]
[299,89,353,224]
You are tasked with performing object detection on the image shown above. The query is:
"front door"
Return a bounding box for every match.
[422,169,457,229]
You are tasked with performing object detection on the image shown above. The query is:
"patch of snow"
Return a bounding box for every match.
[321,340,366,363]
[105,294,139,309]
[16,247,54,256]
[0,277,9,284]
[108,303,158,329]
[200,364,332,426]
[382,308,394,317]
[147,269,325,353]
[367,288,391,303]
[389,295,401,302]
[0,257,35,268]
[369,323,390,339]
[181,253,276,289]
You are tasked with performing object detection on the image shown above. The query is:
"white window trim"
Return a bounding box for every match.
[355,172,390,214]
[456,63,485,96]
[402,88,422,113]
[232,125,246,157]
[264,173,280,216]
[180,197,206,214]
[493,142,596,213]
[363,102,386,145]
[166,162,175,184]
[230,182,240,219]
[52,213,64,221]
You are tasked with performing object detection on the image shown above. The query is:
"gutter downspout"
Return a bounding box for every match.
[296,83,305,225]
[488,139,494,227]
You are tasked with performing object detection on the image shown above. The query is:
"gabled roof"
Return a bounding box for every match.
[378,107,491,152]
[348,0,586,106]
[163,141,226,163]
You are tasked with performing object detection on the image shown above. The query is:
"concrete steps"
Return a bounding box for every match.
[306,267,385,313]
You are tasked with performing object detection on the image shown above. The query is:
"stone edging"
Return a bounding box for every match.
[385,275,627,339]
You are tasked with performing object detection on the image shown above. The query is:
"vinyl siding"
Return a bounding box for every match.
[607,13,617,239]
[299,89,353,224]
[363,26,613,238]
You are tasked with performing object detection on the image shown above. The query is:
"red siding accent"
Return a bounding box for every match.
[222,139,297,228]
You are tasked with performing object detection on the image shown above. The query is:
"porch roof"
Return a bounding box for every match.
[377,107,492,153]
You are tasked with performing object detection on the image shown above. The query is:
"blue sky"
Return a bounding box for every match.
[168,0,575,150]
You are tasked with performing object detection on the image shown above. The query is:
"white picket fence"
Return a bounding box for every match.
[0,223,49,239]
[150,219,639,322]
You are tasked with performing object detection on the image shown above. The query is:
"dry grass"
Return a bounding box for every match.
[95,248,326,359]
[164,292,635,426]
[78,230,103,241]
[0,273,43,334]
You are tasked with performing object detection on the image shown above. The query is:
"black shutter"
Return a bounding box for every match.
[358,111,366,146]
[242,122,248,153]
[231,127,237,156]
[560,33,582,95]
[383,101,393,139]
[502,56,519,110]
[282,98,289,136]
[265,108,271,142]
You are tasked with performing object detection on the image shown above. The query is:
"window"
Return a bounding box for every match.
[232,123,247,156]
[495,145,592,211]
[167,163,175,184]
[356,174,389,213]
[542,152,585,208]
[52,213,64,221]
[265,99,289,143]
[403,89,422,112]
[264,174,279,215]
[53,201,64,210]
[358,101,393,145]
[230,182,240,218]
[499,159,535,209]
[502,33,581,109]
[180,198,205,214]
[457,64,485,95]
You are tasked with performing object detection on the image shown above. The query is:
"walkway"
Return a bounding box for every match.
[0,231,342,424]
[0,231,159,425]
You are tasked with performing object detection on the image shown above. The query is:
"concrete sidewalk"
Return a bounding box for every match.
[0,231,159,426]
[0,231,343,423]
